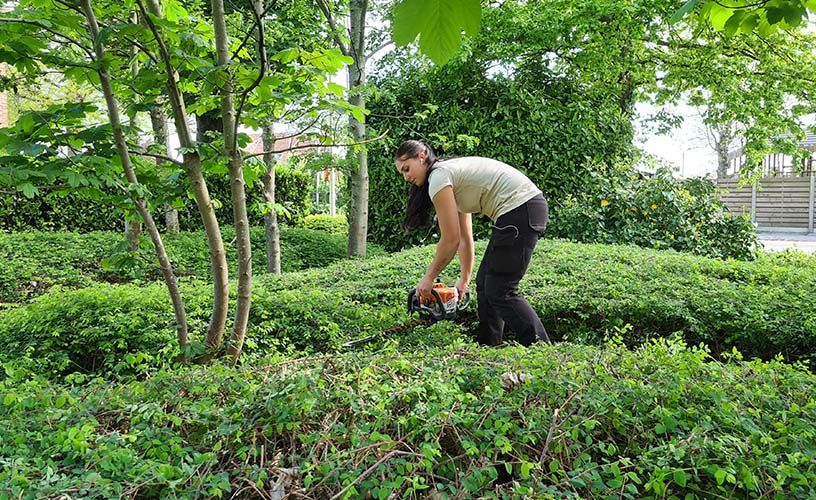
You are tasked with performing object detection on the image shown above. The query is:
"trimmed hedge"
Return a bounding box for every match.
[1,240,814,378]
[1,340,814,498]
[301,213,348,234]
[0,227,384,303]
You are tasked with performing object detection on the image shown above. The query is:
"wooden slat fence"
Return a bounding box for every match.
[717,177,815,234]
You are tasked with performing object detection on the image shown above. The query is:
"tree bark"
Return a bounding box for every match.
[262,122,281,274]
[140,0,229,352]
[346,0,369,257]
[211,0,253,364]
[149,104,180,233]
[125,220,142,250]
[80,0,188,349]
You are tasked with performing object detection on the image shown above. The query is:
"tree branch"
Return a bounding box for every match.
[244,128,388,159]
[0,18,95,59]
[233,0,269,149]
[315,0,350,56]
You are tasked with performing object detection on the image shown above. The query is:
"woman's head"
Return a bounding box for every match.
[394,140,436,187]
[395,140,439,229]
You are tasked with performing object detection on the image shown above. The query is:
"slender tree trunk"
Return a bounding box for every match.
[149,104,180,233]
[212,0,253,364]
[81,0,188,349]
[262,123,281,274]
[140,0,229,352]
[346,0,368,257]
[125,220,142,250]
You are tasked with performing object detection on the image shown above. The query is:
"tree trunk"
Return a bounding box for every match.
[125,220,142,250]
[211,0,253,365]
[81,0,188,349]
[165,205,180,233]
[716,124,735,180]
[262,123,281,274]
[141,0,229,352]
[149,104,180,233]
[346,0,368,257]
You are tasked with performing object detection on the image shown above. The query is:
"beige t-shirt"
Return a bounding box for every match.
[427,157,542,221]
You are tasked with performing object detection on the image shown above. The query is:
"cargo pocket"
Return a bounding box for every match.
[527,196,549,236]
[490,226,527,275]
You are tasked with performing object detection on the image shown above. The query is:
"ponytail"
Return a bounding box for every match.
[395,140,439,229]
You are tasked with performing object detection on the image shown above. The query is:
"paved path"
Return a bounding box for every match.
[758,232,816,253]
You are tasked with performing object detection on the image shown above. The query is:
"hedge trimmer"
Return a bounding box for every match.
[341,283,471,348]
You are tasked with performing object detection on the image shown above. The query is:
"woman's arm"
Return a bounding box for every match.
[417,186,460,299]
[456,212,473,297]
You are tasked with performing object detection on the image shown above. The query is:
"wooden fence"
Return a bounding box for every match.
[717,177,816,233]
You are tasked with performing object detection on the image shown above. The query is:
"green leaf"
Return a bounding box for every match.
[670,0,701,24]
[723,11,745,36]
[714,469,727,485]
[392,0,481,65]
[673,469,688,487]
[765,6,786,25]
[739,13,761,33]
[19,182,37,198]
[164,0,189,22]
[520,462,534,479]
[707,3,734,30]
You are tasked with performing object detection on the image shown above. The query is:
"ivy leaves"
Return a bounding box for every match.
[391,0,480,65]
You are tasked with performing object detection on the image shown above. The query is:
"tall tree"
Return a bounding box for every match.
[316,0,372,256]
[78,0,189,349]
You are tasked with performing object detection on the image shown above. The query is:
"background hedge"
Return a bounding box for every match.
[0,227,383,303]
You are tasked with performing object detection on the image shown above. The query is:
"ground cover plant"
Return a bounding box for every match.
[0,227,383,304]
[0,338,813,498]
[1,239,814,379]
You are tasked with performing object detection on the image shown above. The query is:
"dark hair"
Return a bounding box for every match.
[395,140,439,229]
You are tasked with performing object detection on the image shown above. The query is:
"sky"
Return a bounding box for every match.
[634,102,719,179]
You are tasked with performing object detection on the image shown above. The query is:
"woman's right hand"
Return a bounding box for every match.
[416,274,434,302]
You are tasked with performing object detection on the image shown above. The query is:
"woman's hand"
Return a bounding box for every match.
[455,276,469,302]
[416,274,435,302]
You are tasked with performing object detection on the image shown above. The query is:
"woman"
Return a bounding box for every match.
[395,140,550,346]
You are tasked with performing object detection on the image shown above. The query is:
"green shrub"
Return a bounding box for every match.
[0,191,123,232]
[0,165,314,233]
[259,240,816,362]
[0,227,383,303]
[547,166,758,260]
[1,340,814,498]
[2,239,814,378]
[177,164,315,230]
[0,280,404,377]
[301,213,348,234]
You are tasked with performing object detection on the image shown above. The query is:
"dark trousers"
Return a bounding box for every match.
[476,194,550,346]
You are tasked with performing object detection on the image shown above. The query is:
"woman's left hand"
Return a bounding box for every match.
[416,274,434,302]
[455,276,468,302]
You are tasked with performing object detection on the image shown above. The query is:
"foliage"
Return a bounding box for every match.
[673,0,816,35]
[547,165,758,260]
[0,190,123,233]
[0,227,382,303]
[391,0,481,65]
[301,213,348,234]
[2,239,814,377]
[0,163,314,233]
[176,164,315,230]
[0,340,814,497]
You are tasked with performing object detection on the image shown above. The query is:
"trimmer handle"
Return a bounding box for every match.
[407,286,471,321]
[408,287,448,321]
